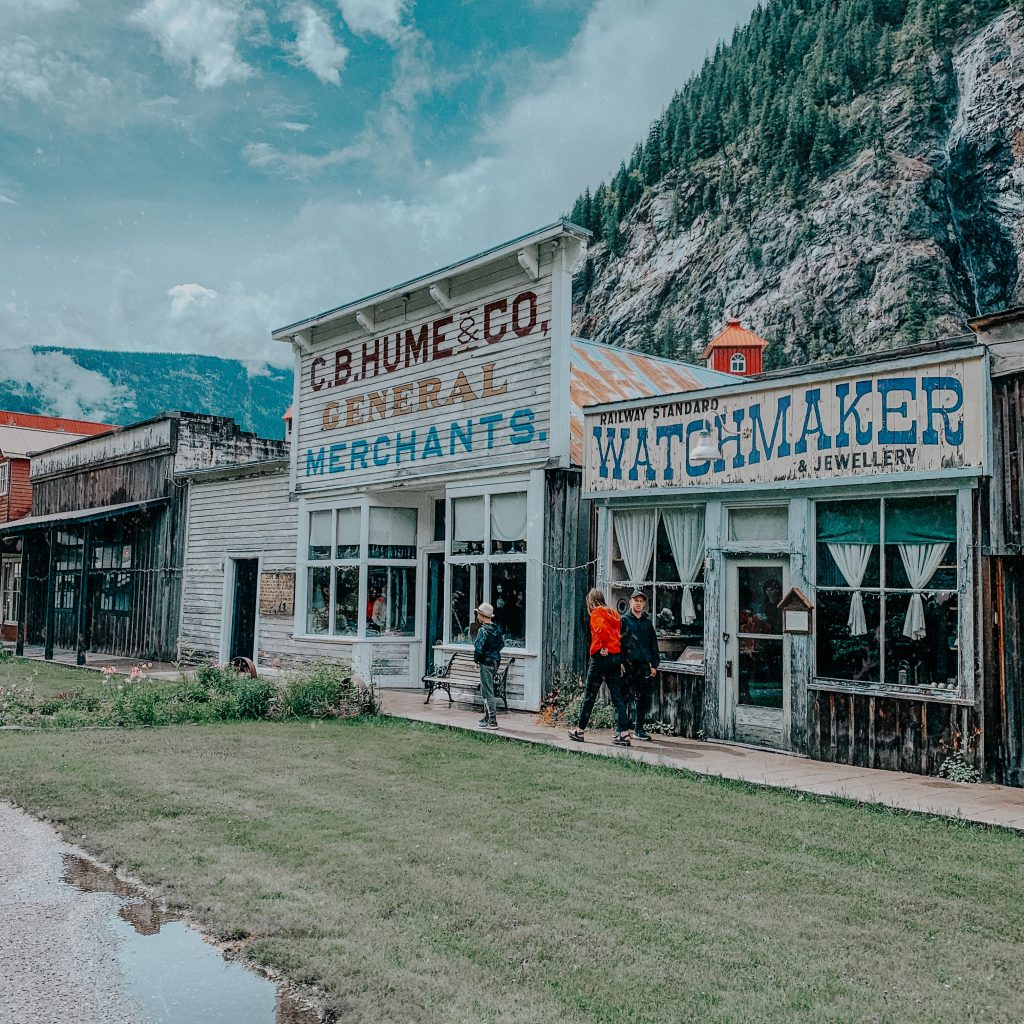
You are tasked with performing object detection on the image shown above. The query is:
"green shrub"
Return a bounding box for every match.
[234,677,277,720]
[0,684,38,726]
[195,662,242,693]
[281,660,373,719]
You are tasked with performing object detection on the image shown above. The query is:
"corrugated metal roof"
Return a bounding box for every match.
[0,410,114,434]
[702,319,769,358]
[569,340,733,465]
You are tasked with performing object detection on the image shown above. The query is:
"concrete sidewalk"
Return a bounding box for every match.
[380,689,1024,833]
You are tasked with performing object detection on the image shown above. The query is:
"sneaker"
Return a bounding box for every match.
[477,717,489,728]
[635,730,652,741]
[613,734,631,747]
[479,720,499,730]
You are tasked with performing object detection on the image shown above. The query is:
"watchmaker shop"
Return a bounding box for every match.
[584,339,990,776]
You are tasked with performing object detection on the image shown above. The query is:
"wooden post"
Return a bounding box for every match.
[43,527,56,661]
[15,538,27,657]
[76,524,92,666]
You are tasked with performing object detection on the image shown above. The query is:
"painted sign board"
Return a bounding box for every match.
[584,351,988,494]
[295,249,567,491]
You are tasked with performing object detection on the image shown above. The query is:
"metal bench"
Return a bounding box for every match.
[423,651,458,705]
[423,653,516,710]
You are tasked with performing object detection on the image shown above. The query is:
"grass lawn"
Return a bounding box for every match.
[0,656,113,698]
[1,717,1023,1024]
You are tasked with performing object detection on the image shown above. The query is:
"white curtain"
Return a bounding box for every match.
[491,492,528,543]
[898,543,948,640]
[662,510,704,624]
[369,507,416,547]
[613,510,657,585]
[453,496,484,543]
[827,544,873,636]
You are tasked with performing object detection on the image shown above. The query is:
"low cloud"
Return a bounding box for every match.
[0,348,132,421]
[168,282,218,317]
[336,0,410,43]
[242,138,369,177]
[130,0,254,89]
[288,3,348,86]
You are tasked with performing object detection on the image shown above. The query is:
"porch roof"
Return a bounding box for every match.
[0,497,168,535]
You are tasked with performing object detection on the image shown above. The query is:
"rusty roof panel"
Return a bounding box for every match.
[568,340,733,464]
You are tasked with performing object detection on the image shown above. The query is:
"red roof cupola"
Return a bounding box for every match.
[702,318,769,377]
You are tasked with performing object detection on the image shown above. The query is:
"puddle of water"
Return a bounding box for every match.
[61,855,319,1024]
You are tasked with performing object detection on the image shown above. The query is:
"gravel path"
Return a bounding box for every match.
[0,802,150,1024]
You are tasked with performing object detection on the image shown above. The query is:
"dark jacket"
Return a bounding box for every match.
[620,611,660,667]
[474,621,504,668]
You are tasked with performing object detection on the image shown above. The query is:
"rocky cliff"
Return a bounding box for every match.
[571,9,1024,367]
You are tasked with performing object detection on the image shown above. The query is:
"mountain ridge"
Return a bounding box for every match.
[0,346,293,440]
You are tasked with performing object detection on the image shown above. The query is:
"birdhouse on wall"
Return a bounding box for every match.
[702,319,769,376]
[778,587,814,634]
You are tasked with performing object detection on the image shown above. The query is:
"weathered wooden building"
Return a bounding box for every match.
[585,337,997,778]
[3,413,286,664]
[177,458,301,668]
[0,412,113,641]
[253,222,732,705]
[970,307,1024,786]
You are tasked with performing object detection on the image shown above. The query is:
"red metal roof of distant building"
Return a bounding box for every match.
[701,319,769,359]
[0,411,114,435]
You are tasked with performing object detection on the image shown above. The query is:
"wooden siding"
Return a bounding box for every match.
[541,468,590,694]
[647,669,705,737]
[986,556,1024,786]
[988,375,1024,553]
[807,691,977,775]
[8,459,31,522]
[295,250,559,492]
[180,468,299,664]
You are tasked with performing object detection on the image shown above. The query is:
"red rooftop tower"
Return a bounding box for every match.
[702,319,769,376]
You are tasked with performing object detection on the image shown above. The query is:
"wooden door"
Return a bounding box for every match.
[725,558,790,748]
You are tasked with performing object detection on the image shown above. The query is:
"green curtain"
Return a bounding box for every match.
[885,497,956,545]
[816,501,880,544]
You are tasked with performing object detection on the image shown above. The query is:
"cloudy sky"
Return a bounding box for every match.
[1,0,757,369]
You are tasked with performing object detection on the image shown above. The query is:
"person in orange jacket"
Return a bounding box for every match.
[568,588,631,746]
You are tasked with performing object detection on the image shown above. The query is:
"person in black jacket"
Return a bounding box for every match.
[620,589,660,741]
[472,601,504,729]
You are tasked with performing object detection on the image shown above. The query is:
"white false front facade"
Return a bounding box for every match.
[277,223,588,709]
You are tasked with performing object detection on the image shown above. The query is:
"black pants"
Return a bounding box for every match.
[624,660,654,732]
[579,652,629,733]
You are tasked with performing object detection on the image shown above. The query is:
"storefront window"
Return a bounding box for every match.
[449,563,482,644]
[92,529,133,614]
[333,566,359,636]
[1,560,20,623]
[606,508,705,660]
[815,496,959,693]
[368,565,416,636]
[729,506,788,543]
[302,505,418,638]
[447,489,528,648]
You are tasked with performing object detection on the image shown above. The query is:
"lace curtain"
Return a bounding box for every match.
[899,543,948,640]
[662,510,704,624]
[612,510,657,585]
[826,544,873,636]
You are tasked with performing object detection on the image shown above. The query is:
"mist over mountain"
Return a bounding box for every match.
[569,0,1024,368]
[0,347,292,439]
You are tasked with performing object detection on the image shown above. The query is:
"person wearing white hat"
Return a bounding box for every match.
[473,601,504,729]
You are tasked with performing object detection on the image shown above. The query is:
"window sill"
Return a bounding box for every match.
[435,642,536,659]
[658,661,705,677]
[291,634,419,644]
[809,679,973,706]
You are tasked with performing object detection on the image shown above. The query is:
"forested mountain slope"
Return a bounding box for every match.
[0,347,291,439]
[570,0,1024,367]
